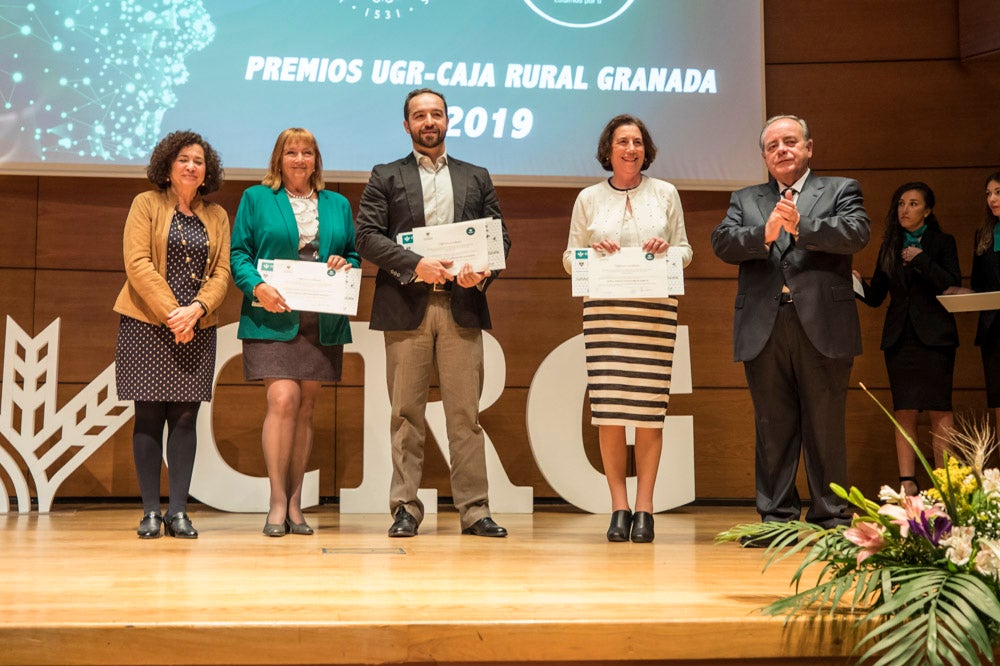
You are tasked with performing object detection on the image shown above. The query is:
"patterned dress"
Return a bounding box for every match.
[115,209,216,402]
[564,177,693,427]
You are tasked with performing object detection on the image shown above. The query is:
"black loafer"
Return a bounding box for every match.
[137,511,163,539]
[606,509,632,542]
[630,511,654,543]
[739,533,777,548]
[388,507,418,537]
[164,512,198,539]
[461,517,507,538]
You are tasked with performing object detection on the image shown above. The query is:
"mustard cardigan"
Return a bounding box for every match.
[113,188,231,327]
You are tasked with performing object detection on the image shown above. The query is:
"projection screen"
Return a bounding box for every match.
[0,0,766,189]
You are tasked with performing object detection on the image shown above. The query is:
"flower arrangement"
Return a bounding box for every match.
[717,386,1000,666]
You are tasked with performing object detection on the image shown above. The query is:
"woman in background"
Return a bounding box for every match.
[562,114,693,543]
[114,130,230,539]
[956,171,1000,427]
[855,182,960,495]
[230,128,360,537]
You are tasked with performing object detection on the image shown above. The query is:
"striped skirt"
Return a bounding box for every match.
[583,297,678,427]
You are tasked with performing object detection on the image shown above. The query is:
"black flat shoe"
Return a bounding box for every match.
[388,506,418,537]
[461,517,507,538]
[137,511,163,539]
[630,511,654,543]
[164,512,198,539]
[606,510,632,542]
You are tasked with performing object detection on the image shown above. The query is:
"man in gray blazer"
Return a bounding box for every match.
[355,88,511,538]
[711,115,870,543]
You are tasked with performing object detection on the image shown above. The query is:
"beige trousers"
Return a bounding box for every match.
[383,292,490,529]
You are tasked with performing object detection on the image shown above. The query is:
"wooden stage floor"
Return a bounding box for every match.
[1,505,862,666]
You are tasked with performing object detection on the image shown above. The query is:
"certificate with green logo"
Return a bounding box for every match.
[257,259,361,315]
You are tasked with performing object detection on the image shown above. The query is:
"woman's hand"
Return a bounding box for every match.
[173,328,195,344]
[326,255,351,271]
[901,246,922,264]
[642,237,670,254]
[591,239,621,255]
[254,282,290,313]
[943,286,974,295]
[166,303,203,336]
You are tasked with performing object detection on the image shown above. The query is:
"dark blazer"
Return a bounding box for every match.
[355,153,510,331]
[971,231,1000,346]
[858,225,960,349]
[230,185,361,345]
[711,173,871,361]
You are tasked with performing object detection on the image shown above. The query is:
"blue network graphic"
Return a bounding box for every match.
[0,1,214,162]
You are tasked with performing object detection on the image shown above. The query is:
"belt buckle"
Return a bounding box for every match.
[432,282,447,293]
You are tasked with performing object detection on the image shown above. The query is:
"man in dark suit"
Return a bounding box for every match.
[711,115,871,541]
[355,88,511,538]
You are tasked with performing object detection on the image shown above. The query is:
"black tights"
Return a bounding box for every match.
[132,401,200,516]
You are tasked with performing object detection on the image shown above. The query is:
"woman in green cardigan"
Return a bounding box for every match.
[230,128,360,537]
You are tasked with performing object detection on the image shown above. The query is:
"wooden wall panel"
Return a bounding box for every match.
[959,0,1000,60]
[0,176,37,269]
[764,0,959,63]
[766,61,1000,171]
[3,0,1000,505]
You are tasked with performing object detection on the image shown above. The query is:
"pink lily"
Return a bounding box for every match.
[844,519,886,564]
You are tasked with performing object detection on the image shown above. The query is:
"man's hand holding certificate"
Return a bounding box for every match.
[397,217,506,275]
[257,259,361,316]
[571,246,685,298]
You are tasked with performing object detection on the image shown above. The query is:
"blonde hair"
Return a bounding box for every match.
[262,127,325,192]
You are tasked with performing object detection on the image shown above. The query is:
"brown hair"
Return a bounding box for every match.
[975,170,1000,256]
[596,114,657,172]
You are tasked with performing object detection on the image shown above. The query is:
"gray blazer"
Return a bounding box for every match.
[711,173,871,361]
[355,153,510,331]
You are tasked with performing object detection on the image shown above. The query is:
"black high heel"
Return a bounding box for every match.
[164,512,198,539]
[606,510,632,542]
[899,476,920,496]
[630,511,655,543]
[137,511,163,539]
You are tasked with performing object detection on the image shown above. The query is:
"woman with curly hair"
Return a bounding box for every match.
[113,130,230,539]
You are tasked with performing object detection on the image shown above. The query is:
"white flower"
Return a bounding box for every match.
[878,485,905,504]
[982,469,1000,498]
[940,526,976,567]
[975,539,1000,579]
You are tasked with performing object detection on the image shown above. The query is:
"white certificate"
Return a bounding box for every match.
[570,246,685,298]
[257,258,361,316]
[397,218,500,274]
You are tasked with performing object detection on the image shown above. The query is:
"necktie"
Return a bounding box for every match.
[774,187,795,253]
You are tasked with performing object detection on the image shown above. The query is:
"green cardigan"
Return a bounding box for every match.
[230,185,361,344]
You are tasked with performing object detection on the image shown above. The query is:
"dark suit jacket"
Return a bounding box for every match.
[711,173,871,362]
[355,153,510,331]
[230,185,360,344]
[858,226,960,349]
[971,231,1000,346]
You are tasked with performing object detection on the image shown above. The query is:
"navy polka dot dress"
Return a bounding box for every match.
[115,210,217,402]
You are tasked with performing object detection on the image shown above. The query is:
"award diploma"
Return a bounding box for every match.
[397,217,504,273]
[570,246,685,298]
[257,259,361,316]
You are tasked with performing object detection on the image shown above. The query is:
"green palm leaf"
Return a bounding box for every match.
[855,568,999,666]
